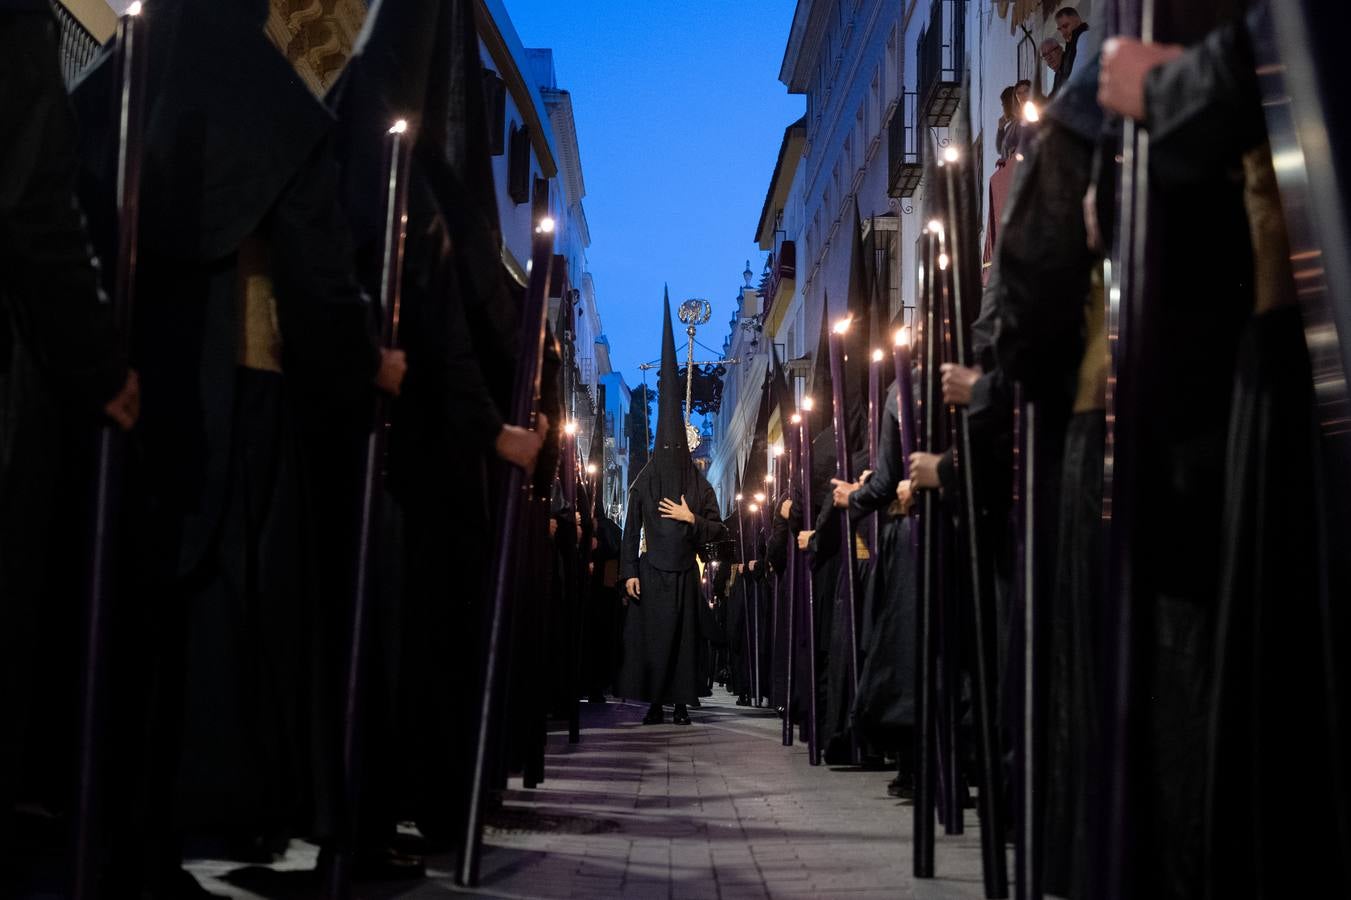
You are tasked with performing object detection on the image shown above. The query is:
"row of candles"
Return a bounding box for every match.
[726,314,922,512]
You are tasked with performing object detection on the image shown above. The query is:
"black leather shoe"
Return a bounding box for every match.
[887,775,915,799]
[642,705,664,725]
[736,694,751,706]
[672,705,692,726]
[352,846,426,882]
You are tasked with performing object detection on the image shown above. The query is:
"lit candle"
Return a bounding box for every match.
[828,316,853,484]
[868,348,882,471]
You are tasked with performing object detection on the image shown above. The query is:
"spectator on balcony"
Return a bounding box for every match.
[996,85,1019,160]
[1053,7,1090,94]
[999,79,1039,162]
[1042,38,1066,96]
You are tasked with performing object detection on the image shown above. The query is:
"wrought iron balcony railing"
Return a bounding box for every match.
[51,0,102,85]
[917,0,965,127]
[888,92,922,199]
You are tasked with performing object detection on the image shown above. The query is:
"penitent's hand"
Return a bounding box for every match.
[941,363,981,406]
[779,498,793,520]
[625,577,641,600]
[374,348,407,396]
[496,424,544,471]
[908,452,943,490]
[1098,37,1185,121]
[103,370,140,431]
[797,530,814,551]
[831,477,863,509]
[898,479,915,515]
[658,495,695,524]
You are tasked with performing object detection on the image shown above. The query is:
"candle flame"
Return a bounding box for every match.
[832,316,851,335]
[736,493,744,502]
[754,493,766,504]
[564,420,578,435]
[389,119,408,135]
[586,463,597,475]
[126,1,142,15]
[926,219,943,235]
[1023,100,1040,123]
[537,216,556,234]
[871,348,884,363]
[803,396,815,411]
[943,146,959,163]
[938,252,950,271]
[748,503,760,513]
[791,413,802,424]
[895,327,911,347]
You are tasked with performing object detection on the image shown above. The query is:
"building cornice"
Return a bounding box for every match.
[543,88,586,207]
[779,0,831,93]
[755,117,807,248]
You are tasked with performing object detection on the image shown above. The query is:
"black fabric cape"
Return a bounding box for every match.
[69,0,380,865]
[617,469,725,705]
[0,9,128,863]
[849,387,918,741]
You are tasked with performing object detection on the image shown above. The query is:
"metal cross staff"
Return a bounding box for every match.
[637,296,735,451]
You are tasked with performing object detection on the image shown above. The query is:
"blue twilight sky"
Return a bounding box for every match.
[504,0,805,390]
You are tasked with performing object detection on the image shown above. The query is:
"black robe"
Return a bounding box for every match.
[0,6,128,872]
[71,2,379,873]
[585,514,624,698]
[617,468,725,706]
[849,388,919,743]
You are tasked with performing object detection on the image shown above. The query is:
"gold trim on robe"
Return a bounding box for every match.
[238,236,284,373]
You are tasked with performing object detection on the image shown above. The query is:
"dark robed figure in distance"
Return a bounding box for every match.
[617,297,726,726]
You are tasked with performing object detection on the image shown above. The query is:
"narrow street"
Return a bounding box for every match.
[192,692,992,899]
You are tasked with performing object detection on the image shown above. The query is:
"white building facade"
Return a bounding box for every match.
[765,0,1095,410]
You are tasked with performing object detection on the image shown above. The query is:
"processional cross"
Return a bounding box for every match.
[638,296,737,452]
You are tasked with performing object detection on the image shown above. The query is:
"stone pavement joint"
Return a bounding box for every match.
[190,690,996,899]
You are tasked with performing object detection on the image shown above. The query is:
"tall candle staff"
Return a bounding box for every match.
[74,7,146,896]
[827,316,863,764]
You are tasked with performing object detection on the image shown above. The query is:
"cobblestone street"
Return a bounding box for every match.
[192,690,995,899]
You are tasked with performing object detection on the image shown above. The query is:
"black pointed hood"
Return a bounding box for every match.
[842,202,872,459]
[810,294,834,412]
[808,299,838,492]
[769,344,793,434]
[73,0,332,261]
[329,0,445,247]
[653,293,691,481]
[628,291,709,570]
[741,367,772,501]
[588,385,607,518]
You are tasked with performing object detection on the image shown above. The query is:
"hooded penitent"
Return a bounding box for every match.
[618,293,726,707]
[634,291,702,569]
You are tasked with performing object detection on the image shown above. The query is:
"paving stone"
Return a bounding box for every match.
[185,689,997,899]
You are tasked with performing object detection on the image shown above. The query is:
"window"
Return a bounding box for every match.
[870,72,881,140]
[483,68,506,156]
[886,27,898,96]
[508,123,531,204]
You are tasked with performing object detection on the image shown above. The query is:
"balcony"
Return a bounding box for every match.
[761,240,796,316]
[52,2,101,85]
[917,0,965,127]
[887,93,922,199]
